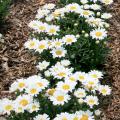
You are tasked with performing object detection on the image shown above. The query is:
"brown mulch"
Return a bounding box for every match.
[0,0,120,120]
[104,0,120,120]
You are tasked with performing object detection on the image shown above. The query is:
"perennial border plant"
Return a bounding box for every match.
[0,0,113,120]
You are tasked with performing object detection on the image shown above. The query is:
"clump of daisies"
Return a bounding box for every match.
[0,0,113,120]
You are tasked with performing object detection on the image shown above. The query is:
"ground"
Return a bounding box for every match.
[0,0,120,119]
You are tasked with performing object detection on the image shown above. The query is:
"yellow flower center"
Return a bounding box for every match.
[95,32,102,37]
[55,42,61,46]
[32,105,37,110]
[49,28,56,34]
[20,99,29,107]
[39,44,45,49]
[5,105,13,111]
[55,50,62,55]
[101,89,107,94]
[88,99,95,105]
[58,72,66,77]
[80,115,88,120]
[66,38,73,43]
[18,82,25,88]
[62,84,70,90]
[53,11,60,17]
[56,95,64,101]
[48,89,55,96]
[88,81,94,85]
[69,77,75,81]
[30,42,35,47]
[70,6,77,10]
[79,76,85,80]
[37,82,43,87]
[39,26,46,31]
[30,88,37,94]
[83,11,89,15]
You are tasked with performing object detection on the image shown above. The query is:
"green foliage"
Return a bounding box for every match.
[0,0,11,25]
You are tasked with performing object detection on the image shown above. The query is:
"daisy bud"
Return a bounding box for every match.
[95,110,101,116]
[82,30,85,33]
[76,34,80,38]
[85,33,89,37]
[78,99,84,104]
[96,40,100,44]
[97,12,101,16]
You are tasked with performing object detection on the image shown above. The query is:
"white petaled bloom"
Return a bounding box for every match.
[85,95,99,108]
[44,70,51,77]
[42,3,55,10]
[34,114,50,120]
[100,0,113,5]
[36,9,50,19]
[51,39,64,48]
[83,4,90,9]
[81,0,88,4]
[15,95,33,110]
[25,85,41,96]
[45,15,54,22]
[36,40,48,53]
[52,8,64,19]
[71,113,81,120]
[66,3,81,13]
[74,88,86,98]
[49,63,73,79]
[24,38,39,50]
[90,4,101,10]
[80,10,94,18]
[82,77,99,91]
[86,17,105,27]
[49,90,70,105]
[36,22,48,33]
[51,47,67,58]
[60,59,71,66]
[28,101,40,113]
[88,70,103,79]
[65,74,77,83]
[101,13,112,19]
[75,72,88,83]
[47,25,60,35]
[54,112,72,120]
[36,61,50,71]
[62,35,77,45]
[28,20,41,30]
[9,78,26,92]
[56,81,76,93]
[76,110,94,120]
[97,85,111,96]
[90,28,107,40]
[0,98,14,115]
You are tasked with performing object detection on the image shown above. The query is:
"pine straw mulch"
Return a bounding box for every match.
[0,0,120,120]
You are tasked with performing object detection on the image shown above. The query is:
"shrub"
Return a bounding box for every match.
[0,0,113,120]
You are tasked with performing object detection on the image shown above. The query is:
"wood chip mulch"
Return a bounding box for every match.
[0,0,120,120]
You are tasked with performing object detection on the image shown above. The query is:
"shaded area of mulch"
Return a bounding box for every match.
[104,0,120,120]
[0,0,119,120]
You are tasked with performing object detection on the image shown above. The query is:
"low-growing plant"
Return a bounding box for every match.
[0,0,113,120]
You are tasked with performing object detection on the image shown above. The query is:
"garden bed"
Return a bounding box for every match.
[0,0,120,120]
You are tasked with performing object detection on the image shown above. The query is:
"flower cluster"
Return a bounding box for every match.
[0,0,113,120]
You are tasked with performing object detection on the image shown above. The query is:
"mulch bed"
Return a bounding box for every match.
[0,0,120,119]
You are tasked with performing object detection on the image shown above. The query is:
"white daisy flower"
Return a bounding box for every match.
[65,74,77,83]
[51,47,67,58]
[51,39,64,48]
[49,90,70,105]
[28,101,40,113]
[56,81,76,93]
[0,98,14,115]
[37,22,48,33]
[85,95,99,108]
[60,59,71,66]
[36,40,48,53]
[101,13,112,19]
[80,10,94,18]
[97,85,111,96]
[90,28,107,40]
[42,3,56,10]
[54,112,71,120]
[74,88,86,98]
[24,38,39,50]
[34,114,50,120]
[47,25,60,35]
[80,0,88,4]
[90,4,101,10]
[62,35,77,45]
[88,70,103,79]
[36,61,50,71]
[9,78,26,92]
[100,0,113,5]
